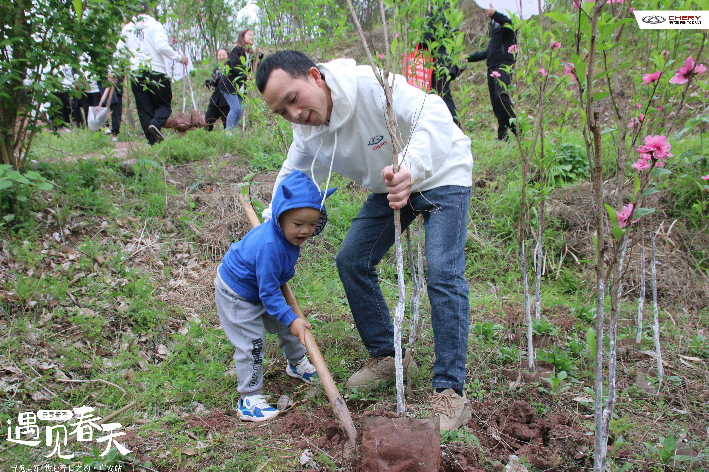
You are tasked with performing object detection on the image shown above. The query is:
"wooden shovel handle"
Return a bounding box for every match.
[237,192,357,452]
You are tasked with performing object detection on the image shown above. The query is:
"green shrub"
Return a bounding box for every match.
[0,164,53,229]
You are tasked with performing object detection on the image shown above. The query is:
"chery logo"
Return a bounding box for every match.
[367,135,384,146]
[642,15,666,24]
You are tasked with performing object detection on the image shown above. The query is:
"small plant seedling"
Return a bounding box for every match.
[472,321,502,342]
[643,435,692,467]
[538,347,574,373]
[688,333,708,358]
[532,316,558,337]
[542,370,568,394]
[497,345,520,364]
[572,305,596,325]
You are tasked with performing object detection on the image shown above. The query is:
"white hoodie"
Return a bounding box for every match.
[263,59,473,220]
[116,14,181,75]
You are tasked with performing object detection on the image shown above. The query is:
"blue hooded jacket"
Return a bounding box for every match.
[219,171,336,327]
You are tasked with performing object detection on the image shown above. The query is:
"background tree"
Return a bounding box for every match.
[0,0,138,171]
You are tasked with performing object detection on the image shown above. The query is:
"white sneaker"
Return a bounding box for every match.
[237,394,279,422]
[286,356,319,384]
[112,135,118,142]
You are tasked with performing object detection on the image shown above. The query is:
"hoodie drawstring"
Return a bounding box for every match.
[320,131,338,210]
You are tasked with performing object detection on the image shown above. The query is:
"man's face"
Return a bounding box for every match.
[261,67,332,126]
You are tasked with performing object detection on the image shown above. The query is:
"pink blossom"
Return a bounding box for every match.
[629,7,635,12]
[563,63,578,82]
[669,55,707,84]
[539,67,547,77]
[656,106,663,112]
[637,134,672,160]
[394,33,400,38]
[617,204,635,228]
[508,44,519,54]
[632,157,652,170]
[639,113,645,122]
[662,50,670,60]
[490,70,501,78]
[702,175,709,181]
[628,118,638,128]
[636,102,642,108]
[573,0,582,8]
[552,41,562,50]
[552,138,557,144]
[377,53,385,59]
[641,70,662,84]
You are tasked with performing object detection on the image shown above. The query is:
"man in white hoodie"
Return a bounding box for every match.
[115,2,187,145]
[256,50,474,431]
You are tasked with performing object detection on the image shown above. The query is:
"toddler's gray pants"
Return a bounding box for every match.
[215,270,306,396]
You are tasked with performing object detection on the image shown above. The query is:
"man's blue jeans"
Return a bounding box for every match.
[221,90,243,130]
[336,185,470,391]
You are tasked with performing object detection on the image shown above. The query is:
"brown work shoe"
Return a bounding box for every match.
[430,389,471,431]
[344,350,416,390]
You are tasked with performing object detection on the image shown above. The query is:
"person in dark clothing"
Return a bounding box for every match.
[420,1,464,127]
[48,92,72,130]
[219,30,253,131]
[204,49,231,131]
[465,4,517,140]
[109,77,123,141]
[115,2,188,145]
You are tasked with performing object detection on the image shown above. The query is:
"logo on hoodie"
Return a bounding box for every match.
[368,135,387,150]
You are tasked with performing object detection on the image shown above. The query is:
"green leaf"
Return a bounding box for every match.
[35,182,54,191]
[650,167,672,178]
[638,187,660,199]
[605,204,621,230]
[0,180,12,190]
[592,91,609,101]
[73,0,83,20]
[633,207,655,219]
[633,173,641,200]
[587,327,597,359]
[545,12,571,26]
[601,127,616,135]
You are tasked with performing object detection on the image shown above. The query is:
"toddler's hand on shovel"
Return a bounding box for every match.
[382,165,412,209]
[290,318,312,347]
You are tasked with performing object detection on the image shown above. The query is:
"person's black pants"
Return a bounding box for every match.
[131,71,172,145]
[110,78,124,136]
[204,100,229,131]
[48,91,72,129]
[433,74,460,128]
[487,67,516,140]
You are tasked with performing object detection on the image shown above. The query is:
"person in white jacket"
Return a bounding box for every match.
[115,2,187,145]
[255,50,474,431]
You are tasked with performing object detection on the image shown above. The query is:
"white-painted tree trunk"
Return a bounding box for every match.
[651,234,663,383]
[535,208,544,320]
[344,0,407,415]
[522,241,534,371]
[407,219,424,347]
[593,276,606,472]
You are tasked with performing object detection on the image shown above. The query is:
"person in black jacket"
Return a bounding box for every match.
[205,48,231,131]
[219,30,255,131]
[465,4,517,140]
[419,1,464,127]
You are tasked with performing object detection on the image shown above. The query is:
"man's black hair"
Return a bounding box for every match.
[255,50,317,94]
[139,1,150,13]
